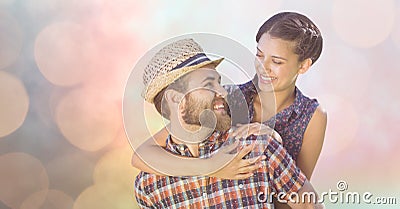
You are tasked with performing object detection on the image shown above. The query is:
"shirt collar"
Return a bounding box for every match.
[164,131,227,157]
[165,135,193,157]
[285,87,303,116]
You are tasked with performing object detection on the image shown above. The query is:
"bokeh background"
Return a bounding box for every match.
[0,0,399,208]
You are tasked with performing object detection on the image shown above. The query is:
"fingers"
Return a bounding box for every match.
[231,123,277,140]
[236,142,256,159]
[247,154,266,164]
[211,150,266,180]
[233,173,254,180]
[230,124,250,139]
[219,139,240,154]
[272,130,283,144]
[234,155,266,178]
[238,162,263,174]
[231,124,260,139]
[240,155,266,167]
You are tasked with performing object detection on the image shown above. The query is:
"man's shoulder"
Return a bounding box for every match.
[134,171,151,188]
[224,80,255,94]
[135,172,193,189]
[135,171,162,190]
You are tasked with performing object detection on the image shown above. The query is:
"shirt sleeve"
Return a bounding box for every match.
[264,136,306,199]
[134,172,154,208]
[224,84,252,125]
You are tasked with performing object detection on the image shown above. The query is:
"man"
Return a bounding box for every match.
[134,38,324,208]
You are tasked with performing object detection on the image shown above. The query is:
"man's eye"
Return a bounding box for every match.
[205,83,213,87]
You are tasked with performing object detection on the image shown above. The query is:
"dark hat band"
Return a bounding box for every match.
[171,53,211,71]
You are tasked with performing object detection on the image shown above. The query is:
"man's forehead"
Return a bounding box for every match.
[188,68,219,79]
[182,68,220,90]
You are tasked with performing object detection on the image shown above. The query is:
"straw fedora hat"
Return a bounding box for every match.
[142,38,224,103]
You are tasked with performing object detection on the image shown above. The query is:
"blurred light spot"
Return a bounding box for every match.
[0,153,49,209]
[22,0,101,26]
[110,128,130,148]
[0,11,23,69]
[332,0,396,48]
[314,45,372,101]
[20,189,73,209]
[73,183,137,209]
[123,92,155,150]
[80,14,144,104]
[318,94,359,156]
[143,102,165,136]
[361,81,400,152]
[93,147,138,188]
[0,71,29,137]
[390,7,400,49]
[98,0,141,26]
[216,0,283,48]
[45,151,95,196]
[0,0,15,5]
[74,146,140,208]
[55,88,121,151]
[34,21,97,86]
[31,88,56,128]
[22,0,63,20]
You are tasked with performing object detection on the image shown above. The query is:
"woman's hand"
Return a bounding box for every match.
[230,123,282,143]
[208,141,266,179]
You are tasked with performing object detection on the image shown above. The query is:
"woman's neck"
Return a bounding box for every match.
[254,86,296,122]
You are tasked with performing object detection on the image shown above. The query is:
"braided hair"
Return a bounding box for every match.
[256,12,323,65]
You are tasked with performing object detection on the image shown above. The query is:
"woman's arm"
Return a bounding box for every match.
[131,127,169,175]
[296,105,327,180]
[131,126,265,178]
[274,106,327,209]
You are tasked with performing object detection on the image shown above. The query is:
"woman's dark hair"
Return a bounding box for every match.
[256,12,323,65]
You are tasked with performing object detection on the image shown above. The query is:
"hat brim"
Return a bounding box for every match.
[144,57,224,103]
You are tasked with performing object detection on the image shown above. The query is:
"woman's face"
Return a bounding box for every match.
[254,33,304,93]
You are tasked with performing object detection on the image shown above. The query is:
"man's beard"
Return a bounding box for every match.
[181,94,231,131]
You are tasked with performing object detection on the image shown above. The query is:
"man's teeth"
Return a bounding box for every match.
[214,104,225,110]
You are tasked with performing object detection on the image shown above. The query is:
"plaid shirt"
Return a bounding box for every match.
[134,131,306,208]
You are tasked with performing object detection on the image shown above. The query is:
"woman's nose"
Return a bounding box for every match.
[255,58,271,73]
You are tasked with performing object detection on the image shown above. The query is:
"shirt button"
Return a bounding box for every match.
[179,145,185,151]
[239,184,244,189]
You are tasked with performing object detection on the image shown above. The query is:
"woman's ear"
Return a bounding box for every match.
[298,58,312,74]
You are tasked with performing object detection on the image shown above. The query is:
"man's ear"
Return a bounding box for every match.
[298,58,312,74]
[164,89,184,108]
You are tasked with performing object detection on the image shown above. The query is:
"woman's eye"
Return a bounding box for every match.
[272,60,283,64]
[256,53,263,57]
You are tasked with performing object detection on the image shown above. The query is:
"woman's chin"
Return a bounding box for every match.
[258,84,274,93]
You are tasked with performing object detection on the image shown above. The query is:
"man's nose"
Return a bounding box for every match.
[215,85,228,98]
